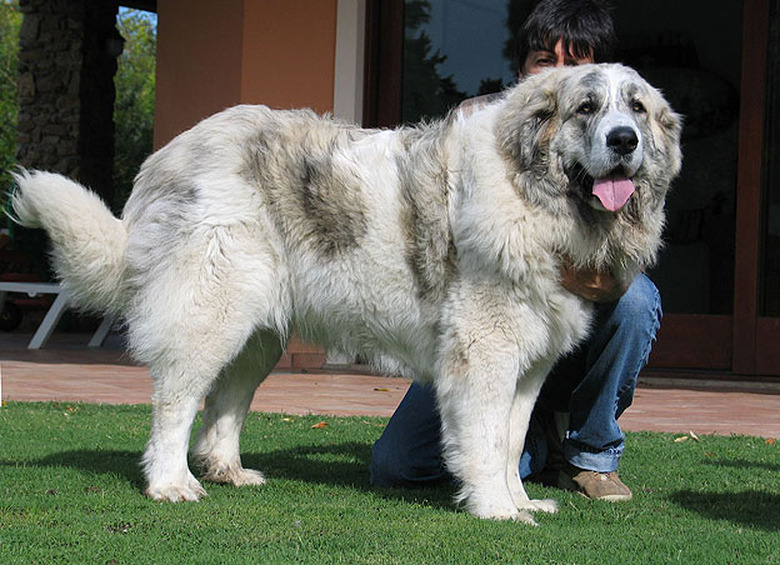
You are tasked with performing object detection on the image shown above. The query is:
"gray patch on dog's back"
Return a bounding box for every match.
[396,122,456,302]
[296,146,368,257]
[242,112,368,258]
[123,174,200,292]
[124,141,203,241]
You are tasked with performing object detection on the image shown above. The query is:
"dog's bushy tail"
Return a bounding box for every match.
[10,169,129,316]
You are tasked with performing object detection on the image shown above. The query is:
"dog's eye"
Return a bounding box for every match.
[577,102,594,115]
[632,100,646,113]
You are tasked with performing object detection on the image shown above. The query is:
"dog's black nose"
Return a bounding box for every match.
[607,127,638,155]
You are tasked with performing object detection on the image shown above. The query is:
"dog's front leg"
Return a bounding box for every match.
[436,315,535,523]
[506,362,558,516]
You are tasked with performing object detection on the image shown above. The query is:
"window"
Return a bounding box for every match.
[398,0,743,315]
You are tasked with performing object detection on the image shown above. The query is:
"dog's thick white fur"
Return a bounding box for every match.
[11,64,681,523]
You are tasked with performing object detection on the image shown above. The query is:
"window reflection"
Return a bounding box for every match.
[402,0,515,124]
[400,0,742,315]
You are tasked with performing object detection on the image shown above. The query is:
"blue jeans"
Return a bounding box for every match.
[370,274,662,486]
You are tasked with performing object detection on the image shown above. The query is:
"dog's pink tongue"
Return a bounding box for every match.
[592,175,635,212]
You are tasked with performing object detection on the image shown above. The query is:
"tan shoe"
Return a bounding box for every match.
[559,464,633,502]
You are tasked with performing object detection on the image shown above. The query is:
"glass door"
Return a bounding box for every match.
[364,0,778,377]
[614,1,742,371]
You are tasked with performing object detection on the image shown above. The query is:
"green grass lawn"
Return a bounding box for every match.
[1,402,778,564]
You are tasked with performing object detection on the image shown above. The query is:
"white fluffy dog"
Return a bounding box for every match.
[11,64,681,523]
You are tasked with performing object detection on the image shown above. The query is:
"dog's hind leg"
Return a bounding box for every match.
[143,373,208,502]
[143,343,264,502]
[131,223,290,502]
[192,328,284,487]
[506,363,558,516]
[140,307,282,502]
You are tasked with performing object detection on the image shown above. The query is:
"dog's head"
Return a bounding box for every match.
[497,63,682,269]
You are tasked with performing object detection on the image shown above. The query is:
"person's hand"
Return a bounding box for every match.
[559,256,630,303]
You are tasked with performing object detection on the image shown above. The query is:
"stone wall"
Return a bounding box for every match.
[16,0,120,205]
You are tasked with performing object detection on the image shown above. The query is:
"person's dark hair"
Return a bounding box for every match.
[512,0,616,73]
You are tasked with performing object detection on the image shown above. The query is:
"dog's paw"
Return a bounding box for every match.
[524,498,558,514]
[202,464,267,487]
[472,507,540,525]
[513,510,540,526]
[469,506,537,524]
[229,468,267,487]
[145,478,208,502]
[464,495,539,524]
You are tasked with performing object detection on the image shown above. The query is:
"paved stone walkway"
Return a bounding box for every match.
[2,333,780,438]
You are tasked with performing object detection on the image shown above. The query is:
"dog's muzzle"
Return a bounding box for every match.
[589,126,640,212]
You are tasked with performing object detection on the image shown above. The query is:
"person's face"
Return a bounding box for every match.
[520,38,594,77]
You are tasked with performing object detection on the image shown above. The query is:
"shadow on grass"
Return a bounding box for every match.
[243,442,455,510]
[11,442,454,510]
[243,442,371,485]
[668,490,780,532]
[3,449,147,490]
[703,458,780,473]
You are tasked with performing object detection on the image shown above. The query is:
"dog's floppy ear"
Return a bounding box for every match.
[496,72,561,170]
[648,92,684,179]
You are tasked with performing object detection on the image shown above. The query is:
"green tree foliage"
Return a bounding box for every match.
[0,4,156,214]
[113,8,156,212]
[0,0,21,196]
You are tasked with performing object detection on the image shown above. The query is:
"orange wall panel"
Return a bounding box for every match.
[154,0,244,147]
[155,0,338,148]
[240,0,338,112]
